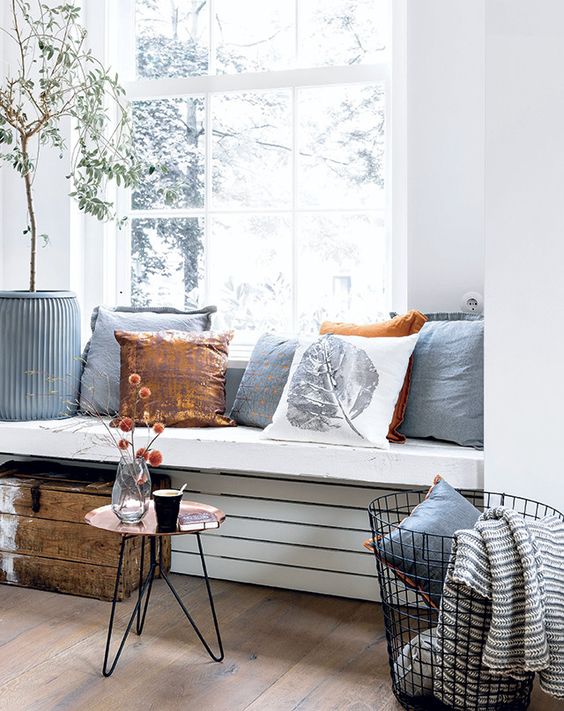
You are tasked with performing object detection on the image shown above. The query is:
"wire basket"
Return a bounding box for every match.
[368,490,564,711]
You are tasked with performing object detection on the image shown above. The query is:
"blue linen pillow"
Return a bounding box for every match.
[230,333,298,428]
[79,304,216,415]
[399,317,484,448]
[373,478,481,608]
[391,311,483,321]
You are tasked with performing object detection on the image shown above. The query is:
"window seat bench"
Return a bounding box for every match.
[0,418,483,601]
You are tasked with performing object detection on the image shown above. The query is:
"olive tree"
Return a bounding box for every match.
[0,0,152,291]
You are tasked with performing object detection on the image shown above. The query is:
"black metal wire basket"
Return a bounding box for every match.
[368,490,564,711]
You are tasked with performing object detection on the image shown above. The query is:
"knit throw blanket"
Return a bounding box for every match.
[435,507,564,708]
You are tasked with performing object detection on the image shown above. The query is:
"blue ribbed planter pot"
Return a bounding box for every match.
[0,291,81,421]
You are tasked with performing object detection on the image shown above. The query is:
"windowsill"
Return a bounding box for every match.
[227,342,256,369]
[0,418,484,488]
[228,355,250,369]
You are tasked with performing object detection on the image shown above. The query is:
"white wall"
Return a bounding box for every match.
[1,130,74,293]
[406,0,485,313]
[484,0,564,511]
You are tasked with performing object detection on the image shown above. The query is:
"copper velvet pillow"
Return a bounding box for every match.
[319,310,427,442]
[115,330,236,428]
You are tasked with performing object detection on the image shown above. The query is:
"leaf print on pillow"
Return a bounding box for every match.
[286,335,379,438]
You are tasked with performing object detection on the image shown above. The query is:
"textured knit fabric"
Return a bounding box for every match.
[435,507,564,707]
[434,534,529,709]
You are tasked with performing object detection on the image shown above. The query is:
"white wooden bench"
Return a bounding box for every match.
[0,418,484,600]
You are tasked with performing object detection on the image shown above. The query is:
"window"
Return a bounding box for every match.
[117,0,391,343]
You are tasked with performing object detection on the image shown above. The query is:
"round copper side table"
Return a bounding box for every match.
[85,500,225,677]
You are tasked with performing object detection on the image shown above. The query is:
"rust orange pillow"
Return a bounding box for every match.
[114,330,236,428]
[319,310,427,442]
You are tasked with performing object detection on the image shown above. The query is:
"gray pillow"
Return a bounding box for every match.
[376,478,481,607]
[230,333,298,428]
[391,311,483,321]
[394,628,436,698]
[400,318,484,447]
[423,312,483,322]
[79,305,216,414]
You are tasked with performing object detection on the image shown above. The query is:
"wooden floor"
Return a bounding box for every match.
[0,577,561,711]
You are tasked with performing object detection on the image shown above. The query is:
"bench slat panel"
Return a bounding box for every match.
[184,516,371,552]
[170,469,397,508]
[172,492,368,530]
[174,535,374,577]
[171,550,378,601]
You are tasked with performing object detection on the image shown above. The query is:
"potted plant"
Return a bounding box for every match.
[0,1,147,420]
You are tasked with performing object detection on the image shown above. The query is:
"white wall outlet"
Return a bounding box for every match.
[461,291,483,314]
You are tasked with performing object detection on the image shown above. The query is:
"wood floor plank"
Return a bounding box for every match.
[0,579,562,711]
[530,682,564,711]
[0,576,258,709]
[244,601,386,711]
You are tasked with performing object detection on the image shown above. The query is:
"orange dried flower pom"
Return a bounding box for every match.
[136,447,149,461]
[153,422,165,434]
[148,450,163,467]
[118,416,134,433]
[117,438,130,450]
[139,387,151,399]
[128,373,141,386]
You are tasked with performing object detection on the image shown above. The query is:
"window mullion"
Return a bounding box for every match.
[291,86,299,334]
[291,0,299,332]
[124,64,390,100]
[206,0,215,310]
[204,93,213,308]
[208,0,216,76]
[294,0,299,68]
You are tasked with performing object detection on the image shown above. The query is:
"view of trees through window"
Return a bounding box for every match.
[129,0,388,340]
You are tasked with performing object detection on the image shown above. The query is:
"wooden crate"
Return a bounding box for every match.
[0,460,170,601]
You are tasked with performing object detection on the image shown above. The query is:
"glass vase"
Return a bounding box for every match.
[111,457,151,524]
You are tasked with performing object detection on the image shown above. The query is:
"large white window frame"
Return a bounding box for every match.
[81,0,407,357]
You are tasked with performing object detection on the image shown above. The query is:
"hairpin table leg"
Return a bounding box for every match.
[158,533,224,662]
[102,535,156,677]
[136,537,155,635]
[102,532,223,677]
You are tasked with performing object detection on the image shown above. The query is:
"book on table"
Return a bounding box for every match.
[178,510,220,531]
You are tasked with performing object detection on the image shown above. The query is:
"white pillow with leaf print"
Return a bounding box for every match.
[262,333,420,449]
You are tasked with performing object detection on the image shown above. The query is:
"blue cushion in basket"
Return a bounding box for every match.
[368,477,481,608]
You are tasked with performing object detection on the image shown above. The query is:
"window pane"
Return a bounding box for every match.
[297,213,387,334]
[210,215,292,336]
[298,84,385,209]
[136,0,208,79]
[215,0,294,74]
[298,0,388,68]
[212,91,292,208]
[131,218,204,309]
[132,98,205,210]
